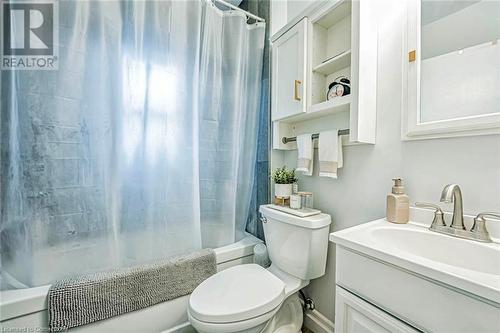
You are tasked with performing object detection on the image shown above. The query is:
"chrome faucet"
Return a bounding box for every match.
[440,184,465,230]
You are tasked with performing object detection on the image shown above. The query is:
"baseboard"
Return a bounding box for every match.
[166,310,334,333]
[303,309,335,333]
[165,311,334,333]
[163,322,195,333]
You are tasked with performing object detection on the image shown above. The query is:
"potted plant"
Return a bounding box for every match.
[272,166,297,198]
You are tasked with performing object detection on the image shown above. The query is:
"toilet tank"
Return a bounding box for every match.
[259,205,331,280]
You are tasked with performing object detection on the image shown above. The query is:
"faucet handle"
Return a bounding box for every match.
[470,212,500,242]
[415,202,447,229]
[416,202,441,211]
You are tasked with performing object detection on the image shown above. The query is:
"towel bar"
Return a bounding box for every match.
[282,129,350,144]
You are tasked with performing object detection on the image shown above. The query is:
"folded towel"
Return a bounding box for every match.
[319,130,343,178]
[296,134,313,176]
[48,249,216,332]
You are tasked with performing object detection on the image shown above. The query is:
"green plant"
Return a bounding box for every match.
[272,166,297,184]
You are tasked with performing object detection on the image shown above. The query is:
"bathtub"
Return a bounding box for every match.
[0,234,261,332]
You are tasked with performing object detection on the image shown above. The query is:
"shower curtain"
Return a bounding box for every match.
[0,0,265,288]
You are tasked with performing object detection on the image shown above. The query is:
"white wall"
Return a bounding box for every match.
[276,0,500,324]
[270,0,288,37]
[287,0,317,22]
[270,0,319,36]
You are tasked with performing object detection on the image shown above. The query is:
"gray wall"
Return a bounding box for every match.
[280,0,500,323]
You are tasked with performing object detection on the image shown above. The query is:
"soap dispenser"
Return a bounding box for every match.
[386,178,409,224]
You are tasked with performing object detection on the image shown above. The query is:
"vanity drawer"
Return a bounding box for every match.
[336,246,500,333]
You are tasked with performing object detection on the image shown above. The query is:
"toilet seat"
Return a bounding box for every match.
[188,306,279,333]
[188,264,286,324]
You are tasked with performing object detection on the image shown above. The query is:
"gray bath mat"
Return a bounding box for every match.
[48,248,216,332]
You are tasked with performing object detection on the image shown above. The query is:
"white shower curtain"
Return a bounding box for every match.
[0,0,264,288]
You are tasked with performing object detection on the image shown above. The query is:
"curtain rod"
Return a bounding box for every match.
[282,129,350,144]
[211,0,266,22]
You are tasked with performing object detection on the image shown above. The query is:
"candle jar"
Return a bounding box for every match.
[290,194,301,209]
[298,191,313,209]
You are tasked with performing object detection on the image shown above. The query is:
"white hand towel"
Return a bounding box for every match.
[318,130,343,178]
[296,134,313,176]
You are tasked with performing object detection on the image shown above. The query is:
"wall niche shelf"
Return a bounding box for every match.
[313,49,351,75]
[278,95,351,123]
[306,96,351,120]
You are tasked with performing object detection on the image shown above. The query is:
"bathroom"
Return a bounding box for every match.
[0,0,499,332]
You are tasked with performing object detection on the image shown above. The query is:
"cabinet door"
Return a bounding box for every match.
[335,287,418,333]
[271,18,307,121]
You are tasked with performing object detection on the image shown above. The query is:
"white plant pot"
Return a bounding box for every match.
[275,184,293,198]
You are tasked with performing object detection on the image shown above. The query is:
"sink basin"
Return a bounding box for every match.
[370,227,500,276]
[330,219,500,303]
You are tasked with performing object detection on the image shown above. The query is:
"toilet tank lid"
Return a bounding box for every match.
[259,205,331,229]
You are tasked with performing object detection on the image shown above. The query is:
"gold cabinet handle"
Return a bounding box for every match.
[408,50,416,62]
[294,80,302,101]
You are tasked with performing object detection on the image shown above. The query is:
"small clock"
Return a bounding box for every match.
[327,76,351,100]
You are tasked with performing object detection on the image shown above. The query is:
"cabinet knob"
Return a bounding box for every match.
[294,79,302,101]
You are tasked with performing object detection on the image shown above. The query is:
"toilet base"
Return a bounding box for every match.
[261,293,303,333]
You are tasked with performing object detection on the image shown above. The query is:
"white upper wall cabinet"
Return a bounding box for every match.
[402,0,500,140]
[272,18,308,121]
[271,0,378,150]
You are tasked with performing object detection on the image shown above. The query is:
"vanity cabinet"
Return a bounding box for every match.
[334,245,500,333]
[271,18,308,121]
[271,0,378,150]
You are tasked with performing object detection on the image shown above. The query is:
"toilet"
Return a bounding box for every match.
[188,204,331,333]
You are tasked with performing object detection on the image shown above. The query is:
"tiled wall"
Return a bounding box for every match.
[0,65,109,285]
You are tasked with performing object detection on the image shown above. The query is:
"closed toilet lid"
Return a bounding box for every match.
[189,264,285,323]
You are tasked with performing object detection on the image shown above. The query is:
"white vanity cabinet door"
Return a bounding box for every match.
[271,18,307,121]
[335,287,418,333]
